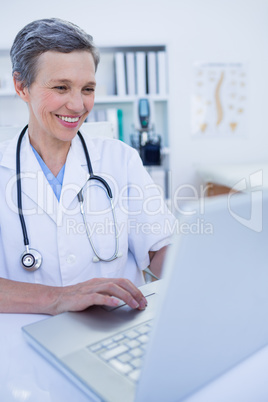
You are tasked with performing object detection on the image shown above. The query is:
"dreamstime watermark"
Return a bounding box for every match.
[227,170,263,232]
[5,170,211,218]
[65,217,214,237]
[4,169,264,234]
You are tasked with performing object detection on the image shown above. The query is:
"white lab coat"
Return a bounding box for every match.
[0,129,175,287]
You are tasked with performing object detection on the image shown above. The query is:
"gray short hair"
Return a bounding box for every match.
[10,18,100,88]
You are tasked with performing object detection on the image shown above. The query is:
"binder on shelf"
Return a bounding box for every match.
[126,52,136,95]
[86,108,119,139]
[117,109,124,141]
[136,52,147,96]
[157,51,167,95]
[86,109,107,122]
[95,52,116,96]
[86,111,96,123]
[147,52,157,95]
[115,52,126,96]
[106,108,119,139]
[96,109,107,122]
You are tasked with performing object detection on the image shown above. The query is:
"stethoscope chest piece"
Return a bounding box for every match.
[21,248,42,271]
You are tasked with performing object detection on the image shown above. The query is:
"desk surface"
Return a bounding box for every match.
[2,313,268,402]
[0,313,90,402]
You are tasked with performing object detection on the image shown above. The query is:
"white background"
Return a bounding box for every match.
[0,0,267,201]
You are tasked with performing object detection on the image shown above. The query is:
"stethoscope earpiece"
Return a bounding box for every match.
[21,248,42,271]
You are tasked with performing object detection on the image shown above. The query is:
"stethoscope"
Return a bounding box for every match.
[16,125,121,272]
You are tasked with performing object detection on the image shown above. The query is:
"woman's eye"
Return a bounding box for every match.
[84,87,95,93]
[54,86,67,91]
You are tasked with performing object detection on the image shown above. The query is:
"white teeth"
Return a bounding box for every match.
[58,115,79,123]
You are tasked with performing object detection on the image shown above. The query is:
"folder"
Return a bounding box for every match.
[136,52,147,96]
[157,51,167,95]
[95,52,116,96]
[147,52,157,95]
[126,52,136,95]
[106,108,119,139]
[115,52,126,96]
[117,109,124,141]
[95,109,107,122]
[86,110,97,122]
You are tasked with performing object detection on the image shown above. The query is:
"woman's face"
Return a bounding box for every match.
[21,50,96,144]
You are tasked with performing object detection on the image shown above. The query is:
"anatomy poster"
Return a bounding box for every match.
[191,62,248,137]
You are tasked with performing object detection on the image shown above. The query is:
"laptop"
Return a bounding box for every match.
[22,190,268,401]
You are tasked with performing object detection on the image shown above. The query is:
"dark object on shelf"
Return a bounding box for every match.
[140,135,161,166]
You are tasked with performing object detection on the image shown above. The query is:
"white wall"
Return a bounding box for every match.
[0,0,267,199]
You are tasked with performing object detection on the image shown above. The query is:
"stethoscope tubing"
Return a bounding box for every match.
[79,194,120,262]
[16,125,30,247]
[77,130,113,198]
[16,125,121,268]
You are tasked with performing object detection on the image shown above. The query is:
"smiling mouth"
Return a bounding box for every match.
[56,115,80,123]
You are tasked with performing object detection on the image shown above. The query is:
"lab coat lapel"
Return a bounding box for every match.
[59,133,102,212]
[59,135,90,212]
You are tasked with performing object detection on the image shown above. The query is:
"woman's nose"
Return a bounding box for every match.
[66,91,84,112]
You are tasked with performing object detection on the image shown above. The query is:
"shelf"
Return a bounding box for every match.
[0,92,169,101]
[95,95,168,104]
[99,45,166,53]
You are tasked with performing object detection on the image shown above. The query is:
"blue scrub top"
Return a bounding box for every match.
[31,146,65,201]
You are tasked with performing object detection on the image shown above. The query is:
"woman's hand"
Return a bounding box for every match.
[0,277,147,315]
[53,278,148,315]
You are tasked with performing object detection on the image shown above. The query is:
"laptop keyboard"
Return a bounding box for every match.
[87,320,153,382]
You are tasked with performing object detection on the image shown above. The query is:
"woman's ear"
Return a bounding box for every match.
[13,73,29,102]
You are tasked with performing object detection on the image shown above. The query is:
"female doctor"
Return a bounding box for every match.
[0,18,174,315]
